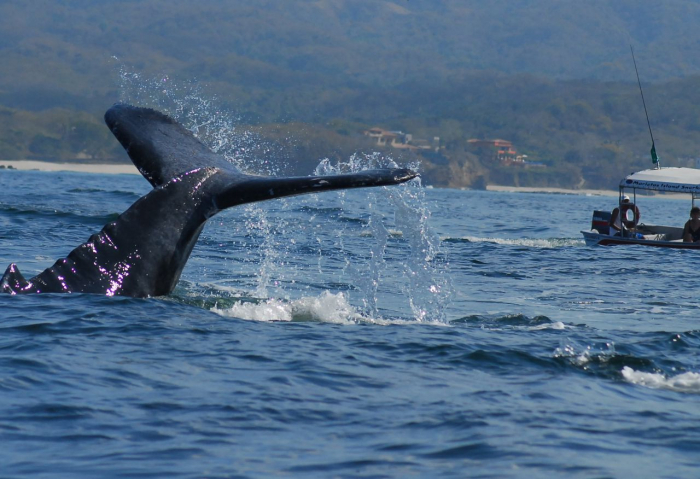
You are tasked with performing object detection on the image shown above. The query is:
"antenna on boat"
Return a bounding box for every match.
[631,45,660,169]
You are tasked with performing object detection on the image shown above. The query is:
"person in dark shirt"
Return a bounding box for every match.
[682,206,700,243]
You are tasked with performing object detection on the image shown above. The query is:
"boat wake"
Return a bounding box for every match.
[444,236,585,248]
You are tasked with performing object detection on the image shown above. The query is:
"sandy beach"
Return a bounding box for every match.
[0,161,688,200]
[0,160,139,175]
[485,184,692,200]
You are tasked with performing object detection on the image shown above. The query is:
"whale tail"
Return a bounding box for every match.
[1,105,418,297]
[104,104,418,201]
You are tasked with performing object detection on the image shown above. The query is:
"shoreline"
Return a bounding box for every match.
[0,160,139,175]
[485,184,689,199]
[0,161,689,200]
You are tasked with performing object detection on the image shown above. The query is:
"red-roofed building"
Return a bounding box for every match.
[468,139,527,164]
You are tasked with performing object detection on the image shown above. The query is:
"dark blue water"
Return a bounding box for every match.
[1,167,699,478]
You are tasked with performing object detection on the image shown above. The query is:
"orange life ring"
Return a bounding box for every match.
[621,203,639,228]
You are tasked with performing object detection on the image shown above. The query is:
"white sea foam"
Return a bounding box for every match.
[530,321,566,331]
[211,290,451,325]
[621,366,700,393]
[213,291,365,324]
[454,236,584,248]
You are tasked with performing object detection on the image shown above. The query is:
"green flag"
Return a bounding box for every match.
[650,142,658,164]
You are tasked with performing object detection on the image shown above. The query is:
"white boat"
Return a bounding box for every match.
[581,167,700,249]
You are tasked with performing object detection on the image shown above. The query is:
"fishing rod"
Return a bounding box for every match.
[630,45,660,168]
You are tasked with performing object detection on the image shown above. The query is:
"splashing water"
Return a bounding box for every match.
[212,291,365,324]
[116,69,450,322]
[315,153,453,322]
[116,63,273,173]
[386,168,453,322]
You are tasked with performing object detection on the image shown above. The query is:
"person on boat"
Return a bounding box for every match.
[609,195,641,236]
[682,206,700,243]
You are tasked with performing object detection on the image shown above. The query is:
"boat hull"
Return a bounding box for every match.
[581,230,700,249]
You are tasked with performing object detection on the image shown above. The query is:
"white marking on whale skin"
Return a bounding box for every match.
[313,180,330,188]
[101,232,118,250]
[190,168,218,193]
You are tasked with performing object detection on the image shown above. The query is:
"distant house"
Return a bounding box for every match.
[468,138,529,164]
[364,127,439,151]
[364,128,404,147]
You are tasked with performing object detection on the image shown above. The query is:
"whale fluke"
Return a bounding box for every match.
[1,104,418,297]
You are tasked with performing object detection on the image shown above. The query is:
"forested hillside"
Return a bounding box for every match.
[2,0,700,189]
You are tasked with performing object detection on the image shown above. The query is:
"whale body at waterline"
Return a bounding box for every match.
[0,104,417,297]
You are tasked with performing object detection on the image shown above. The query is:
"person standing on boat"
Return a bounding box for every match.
[609,195,641,236]
[682,206,700,243]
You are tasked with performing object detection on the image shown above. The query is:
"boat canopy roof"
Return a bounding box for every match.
[621,167,700,194]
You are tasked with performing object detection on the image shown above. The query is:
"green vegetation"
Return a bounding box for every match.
[0,106,122,162]
[2,1,700,189]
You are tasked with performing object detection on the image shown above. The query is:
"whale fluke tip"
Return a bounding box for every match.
[395,169,419,183]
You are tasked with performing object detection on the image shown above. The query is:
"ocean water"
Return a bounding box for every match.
[1,165,699,478]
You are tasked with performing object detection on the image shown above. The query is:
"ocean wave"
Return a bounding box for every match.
[621,366,700,393]
[0,204,119,225]
[443,236,585,248]
[67,187,140,198]
[451,313,564,330]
